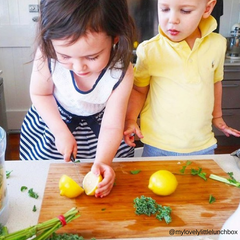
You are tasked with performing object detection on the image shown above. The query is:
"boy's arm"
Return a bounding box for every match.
[124,84,149,146]
[212,81,240,137]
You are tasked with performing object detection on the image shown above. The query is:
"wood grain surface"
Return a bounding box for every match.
[38,159,240,239]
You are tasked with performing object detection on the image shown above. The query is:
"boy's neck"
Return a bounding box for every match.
[185,27,201,50]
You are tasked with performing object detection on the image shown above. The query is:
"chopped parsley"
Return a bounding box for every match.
[134,195,172,224]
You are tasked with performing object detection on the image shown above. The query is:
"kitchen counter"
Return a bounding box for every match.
[4,154,240,240]
[224,58,240,66]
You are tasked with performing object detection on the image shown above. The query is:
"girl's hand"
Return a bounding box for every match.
[124,119,144,147]
[54,130,77,162]
[91,162,115,198]
[213,117,240,137]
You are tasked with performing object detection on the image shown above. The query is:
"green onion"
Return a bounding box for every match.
[0,207,80,240]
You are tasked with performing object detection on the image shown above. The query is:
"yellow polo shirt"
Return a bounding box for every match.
[134,16,226,153]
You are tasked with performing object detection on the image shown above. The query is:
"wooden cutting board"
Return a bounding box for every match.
[38,159,240,239]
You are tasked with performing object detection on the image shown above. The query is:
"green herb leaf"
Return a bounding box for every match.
[190,168,207,180]
[0,224,8,236]
[227,172,240,185]
[21,186,28,192]
[32,205,37,212]
[179,160,192,173]
[209,195,216,204]
[130,170,141,175]
[227,172,236,180]
[198,172,207,181]
[6,170,12,179]
[28,188,39,199]
[101,208,106,211]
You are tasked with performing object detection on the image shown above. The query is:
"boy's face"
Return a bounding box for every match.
[158,0,214,43]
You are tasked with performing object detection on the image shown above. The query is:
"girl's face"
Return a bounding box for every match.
[52,31,113,80]
[158,0,212,44]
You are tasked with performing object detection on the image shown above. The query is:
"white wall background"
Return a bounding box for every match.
[0,0,38,131]
[0,0,240,130]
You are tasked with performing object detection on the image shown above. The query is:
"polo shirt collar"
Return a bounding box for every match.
[158,16,217,47]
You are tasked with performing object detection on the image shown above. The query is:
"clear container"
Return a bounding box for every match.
[0,126,9,225]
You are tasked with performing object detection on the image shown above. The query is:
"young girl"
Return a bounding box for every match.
[20,0,135,197]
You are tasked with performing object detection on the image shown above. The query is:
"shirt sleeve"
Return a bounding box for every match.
[134,43,151,87]
[214,36,227,83]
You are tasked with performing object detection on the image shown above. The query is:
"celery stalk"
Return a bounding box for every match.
[209,174,240,188]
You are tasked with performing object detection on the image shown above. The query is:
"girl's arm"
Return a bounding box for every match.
[212,81,240,137]
[91,63,134,197]
[94,63,134,165]
[30,49,77,160]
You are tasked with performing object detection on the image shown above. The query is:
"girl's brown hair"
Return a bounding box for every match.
[36,0,135,71]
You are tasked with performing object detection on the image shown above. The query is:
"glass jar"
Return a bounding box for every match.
[0,126,9,225]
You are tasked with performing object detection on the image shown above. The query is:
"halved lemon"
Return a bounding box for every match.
[59,174,84,198]
[82,171,103,196]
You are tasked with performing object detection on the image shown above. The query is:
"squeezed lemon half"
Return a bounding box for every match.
[82,171,103,196]
[148,170,178,196]
[59,174,84,198]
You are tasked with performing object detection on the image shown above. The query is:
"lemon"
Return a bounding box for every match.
[148,170,178,196]
[59,174,84,198]
[82,171,103,196]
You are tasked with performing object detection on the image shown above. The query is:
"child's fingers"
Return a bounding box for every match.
[124,136,136,147]
[123,128,134,136]
[135,128,144,139]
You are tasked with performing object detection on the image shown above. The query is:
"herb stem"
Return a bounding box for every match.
[0,208,80,240]
[209,174,240,188]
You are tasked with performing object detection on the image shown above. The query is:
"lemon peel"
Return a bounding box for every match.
[148,170,178,196]
[59,174,84,198]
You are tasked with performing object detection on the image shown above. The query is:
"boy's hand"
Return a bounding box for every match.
[91,162,115,198]
[124,119,144,147]
[213,117,240,137]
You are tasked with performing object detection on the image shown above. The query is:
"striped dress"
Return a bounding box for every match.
[20,60,134,160]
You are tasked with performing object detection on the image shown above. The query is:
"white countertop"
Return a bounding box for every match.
[224,58,240,66]
[4,154,240,240]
